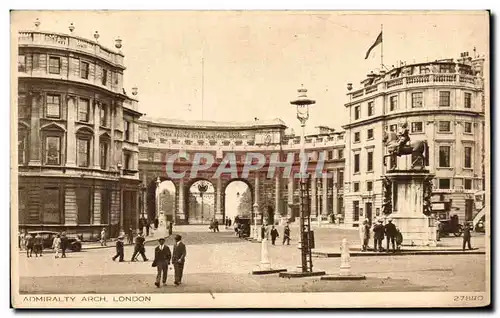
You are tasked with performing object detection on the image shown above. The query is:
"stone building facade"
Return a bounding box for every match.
[17,26,142,238]
[343,55,486,227]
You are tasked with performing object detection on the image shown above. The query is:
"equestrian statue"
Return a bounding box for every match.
[383,123,429,170]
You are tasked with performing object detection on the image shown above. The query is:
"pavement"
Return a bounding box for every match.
[17,226,489,294]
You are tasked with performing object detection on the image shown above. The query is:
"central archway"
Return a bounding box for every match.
[187,180,215,225]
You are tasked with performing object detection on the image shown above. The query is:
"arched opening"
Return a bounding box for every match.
[187,180,215,225]
[224,180,252,223]
[157,180,177,223]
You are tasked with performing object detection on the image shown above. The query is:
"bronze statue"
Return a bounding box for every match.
[383,123,429,170]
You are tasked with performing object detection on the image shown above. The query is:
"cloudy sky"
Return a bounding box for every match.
[12,11,488,134]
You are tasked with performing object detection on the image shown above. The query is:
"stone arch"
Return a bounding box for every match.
[146,176,178,224]
[223,178,254,222]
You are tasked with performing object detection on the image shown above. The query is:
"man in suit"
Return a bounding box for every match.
[131,232,148,261]
[152,237,171,287]
[112,235,125,262]
[463,222,473,251]
[172,234,187,286]
[384,218,397,253]
[282,224,291,245]
[60,232,68,258]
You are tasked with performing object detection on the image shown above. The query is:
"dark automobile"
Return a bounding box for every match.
[235,218,252,238]
[475,216,485,233]
[28,231,82,252]
[437,215,463,238]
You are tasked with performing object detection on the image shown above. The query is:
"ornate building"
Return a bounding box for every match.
[138,118,345,225]
[17,21,142,238]
[343,53,486,227]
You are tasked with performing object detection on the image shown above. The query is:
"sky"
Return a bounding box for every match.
[11,11,488,134]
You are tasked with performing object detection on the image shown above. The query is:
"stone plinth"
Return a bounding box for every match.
[385,170,436,247]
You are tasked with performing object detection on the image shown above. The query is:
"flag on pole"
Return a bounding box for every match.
[365,31,383,59]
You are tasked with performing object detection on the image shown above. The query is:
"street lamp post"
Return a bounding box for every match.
[197,181,209,224]
[279,86,326,278]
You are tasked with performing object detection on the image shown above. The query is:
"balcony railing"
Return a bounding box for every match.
[18,31,124,67]
[351,73,478,101]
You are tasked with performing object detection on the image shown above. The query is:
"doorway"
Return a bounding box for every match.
[365,202,373,225]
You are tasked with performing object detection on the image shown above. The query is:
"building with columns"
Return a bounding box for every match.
[138,117,345,226]
[17,23,142,238]
[343,53,486,227]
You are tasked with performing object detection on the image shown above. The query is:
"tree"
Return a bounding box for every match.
[237,188,252,218]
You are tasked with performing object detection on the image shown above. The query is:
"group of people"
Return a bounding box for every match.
[111,231,187,287]
[20,231,70,258]
[359,218,402,253]
[209,219,220,232]
[268,224,291,245]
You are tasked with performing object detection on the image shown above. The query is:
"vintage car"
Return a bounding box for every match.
[475,216,486,233]
[28,231,82,252]
[437,215,463,238]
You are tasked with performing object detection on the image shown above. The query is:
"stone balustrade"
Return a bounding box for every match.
[18,30,124,67]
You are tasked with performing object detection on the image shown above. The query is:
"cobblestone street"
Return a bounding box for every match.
[18,227,487,294]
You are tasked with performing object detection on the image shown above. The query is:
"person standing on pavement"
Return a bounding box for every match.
[214,219,220,232]
[26,234,34,258]
[112,235,125,262]
[384,218,397,253]
[152,237,171,288]
[168,221,173,236]
[283,224,291,245]
[52,234,61,258]
[463,222,473,251]
[60,232,68,258]
[34,233,43,257]
[270,225,279,245]
[131,232,148,262]
[100,228,107,246]
[145,219,151,237]
[127,227,133,244]
[373,219,385,252]
[172,235,187,286]
[360,219,371,251]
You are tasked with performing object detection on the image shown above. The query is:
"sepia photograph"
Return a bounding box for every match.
[10,10,490,308]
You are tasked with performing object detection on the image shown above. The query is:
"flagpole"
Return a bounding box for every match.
[380,24,384,70]
[201,55,204,121]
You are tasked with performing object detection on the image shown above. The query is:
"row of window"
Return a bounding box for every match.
[18,133,134,170]
[18,187,112,225]
[18,93,133,141]
[18,54,113,87]
[353,91,473,120]
[352,178,473,193]
[353,151,373,174]
[438,145,474,168]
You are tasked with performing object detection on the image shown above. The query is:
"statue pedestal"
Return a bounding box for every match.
[155,212,168,239]
[385,170,437,247]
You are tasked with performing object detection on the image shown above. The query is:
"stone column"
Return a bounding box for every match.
[93,101,101,169]
[110,102,115,170]
[287,177,294,220]
[332,169,338,222]
[322,172,328,218]
[215,177,223,222]
[28,92,42,166]
[253,172,260,240]
[178,179,185,223]
[66,95,77,167]
[275,174,281,223]
[311,174,317,220]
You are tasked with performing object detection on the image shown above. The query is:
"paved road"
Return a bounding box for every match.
[17,228,488,294]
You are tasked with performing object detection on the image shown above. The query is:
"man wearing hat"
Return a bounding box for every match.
[152,237,171,288]
[373,219,385,252]
[112,235,125,262]
[172,234,187,286]
[384,218,398,253]
[131,232,148,262]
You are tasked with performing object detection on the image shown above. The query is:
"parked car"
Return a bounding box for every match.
[437,214,463,238]
[475,217,485,233]
[28,231,82,252]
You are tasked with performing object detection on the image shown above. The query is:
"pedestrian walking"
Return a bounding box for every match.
[60,232,68,258]
[172,234,187,286]
[34,233,43,257]
[270,225,279,245]
[26,234,34,258]
[463,222,473,251]
[395,227,403,250]
[228,218,232,228]
[100,228,107,246]
[373,219,385,252]
[214,219,219,232]
[152,237,172,288]
[360,219,371,251]
[112,235,125,262]
[131,232,148,262]
[282,224,291,245]
[384,218,397,253]
[168,221,173,236]
[127,227,133,244]
[145,220,151,237]
[52,234,61,258]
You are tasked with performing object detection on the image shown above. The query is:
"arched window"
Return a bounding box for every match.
[41,124,65,166]
[76,127,93,168]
